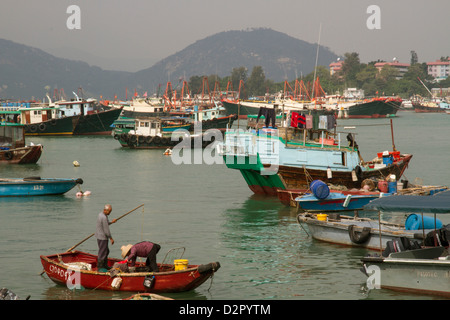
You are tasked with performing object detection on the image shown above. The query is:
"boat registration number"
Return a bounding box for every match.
[33,185,44,190]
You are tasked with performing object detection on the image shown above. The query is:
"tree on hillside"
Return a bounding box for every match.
[339,52,361,87]
[230,67,248,96]
[247,66,269,97]
[410,51,418,65]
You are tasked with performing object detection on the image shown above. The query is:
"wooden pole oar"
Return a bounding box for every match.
[40,204,144,276]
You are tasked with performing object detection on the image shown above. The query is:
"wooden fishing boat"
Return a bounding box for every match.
[19,94,122,136]
[123,293,174,300]
[40,250,220,293]
[113,117,218,149]
[221,120,412,196]
[296,212,434,250]
[0,119,43,164]
[0,177,83,196]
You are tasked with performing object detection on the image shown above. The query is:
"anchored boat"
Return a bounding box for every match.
[296,212,436,250]
[0,177,83,196]
[220,118,412,196]
[19,94,122,136]
[0,115,43,164]
[40,250,220,293]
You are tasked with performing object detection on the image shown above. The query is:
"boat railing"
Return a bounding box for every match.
[160,247,186,269]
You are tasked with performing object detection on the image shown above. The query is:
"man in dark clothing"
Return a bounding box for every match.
[94,204,116,270]
[121,241,161,272]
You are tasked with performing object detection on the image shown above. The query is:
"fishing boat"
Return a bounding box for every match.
[0,113,43,164]
[339,97,401,119]
[360,201,450,297]
[296,212,435,250]
[40,250,220,293]
[112,117,217,149]
[0,177,83,196]
[19,94,122,136]
[220,118,412,196]
[295,190,385,212]
[413,100,449,113]
[179,103,238,131]
[361,246,450,297]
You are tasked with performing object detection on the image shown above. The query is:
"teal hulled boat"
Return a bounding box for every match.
[0,177,83,196]
[220,115,412,196]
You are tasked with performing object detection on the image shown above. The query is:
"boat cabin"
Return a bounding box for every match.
[112,117,163,137]
[0,122,25,149]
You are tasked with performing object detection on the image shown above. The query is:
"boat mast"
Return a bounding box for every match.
[311,23,322,100]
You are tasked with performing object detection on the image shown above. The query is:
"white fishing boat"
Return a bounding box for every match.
[296,212,439,250]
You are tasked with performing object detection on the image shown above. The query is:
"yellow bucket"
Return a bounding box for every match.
[174,259,189,271]
[316,213,328,221]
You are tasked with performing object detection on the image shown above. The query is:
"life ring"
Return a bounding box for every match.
[129,135,137,143]
[348,225,371,244]
[3,151,13,160]
[161,137,169,145]
[29,125,37,133]
[153,136,161,144]
[138,135,145,144]
[145,136,153,144]
[38,123,46,132]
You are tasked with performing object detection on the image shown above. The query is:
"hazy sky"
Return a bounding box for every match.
[1,0,449,72]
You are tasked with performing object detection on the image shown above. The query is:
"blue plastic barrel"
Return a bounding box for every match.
[382,155,393,165]
[405,213,443,230]
[388,181,397,193]
[310,180,330,199]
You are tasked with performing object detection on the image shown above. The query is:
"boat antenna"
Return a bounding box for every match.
[311,23,322,99]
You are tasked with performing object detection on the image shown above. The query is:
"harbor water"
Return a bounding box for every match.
[1,110,449,300]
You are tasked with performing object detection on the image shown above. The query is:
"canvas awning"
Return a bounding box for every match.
[364,189,450,213]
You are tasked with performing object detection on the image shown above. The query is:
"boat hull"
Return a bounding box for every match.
[346,98,401,118]
[361,247,450,297]
[297,213,427,250]
[221,99,261,117]
[40,251,220,293]
[24,108,122,136]
[117,132,216,149]
[231,154,412,197]
[0,145,43,164]
[0,177,82,196]
[295,192,382,211]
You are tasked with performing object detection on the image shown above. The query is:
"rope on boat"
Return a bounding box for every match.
[296,214,310,237]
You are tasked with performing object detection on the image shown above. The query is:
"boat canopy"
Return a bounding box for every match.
[364,189,450,213]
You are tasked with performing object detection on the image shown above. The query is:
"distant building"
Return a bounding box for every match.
[431,87,450,97]
[329,61,344,76]
[427,58,450,81]
[343,88,364,99]
[374,60,410,79]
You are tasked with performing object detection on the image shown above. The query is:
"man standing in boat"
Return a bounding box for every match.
[95,204,117,270]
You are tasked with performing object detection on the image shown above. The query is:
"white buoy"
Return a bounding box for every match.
[83,190,91,196]
[73,160,80,167]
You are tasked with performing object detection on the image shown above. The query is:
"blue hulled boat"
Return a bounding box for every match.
[295,191,387,212]
[0,177,83,196]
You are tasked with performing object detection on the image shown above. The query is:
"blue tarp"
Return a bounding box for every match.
[364,189,450,213]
